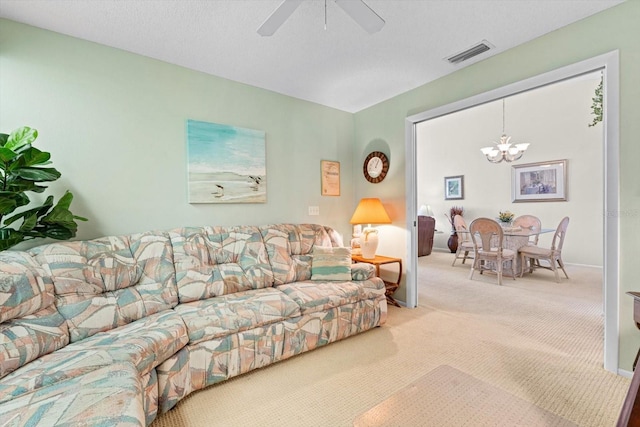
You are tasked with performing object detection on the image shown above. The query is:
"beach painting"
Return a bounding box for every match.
[187,119,266,203]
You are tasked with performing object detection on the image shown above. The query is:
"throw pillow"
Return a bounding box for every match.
[311,246,352,281]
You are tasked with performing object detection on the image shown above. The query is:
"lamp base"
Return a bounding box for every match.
[359,227,378,259]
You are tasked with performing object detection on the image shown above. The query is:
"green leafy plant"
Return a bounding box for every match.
[0,126,87,251]
[589,77,603,127]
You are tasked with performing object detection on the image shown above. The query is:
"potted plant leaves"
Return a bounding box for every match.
[0,126,87,251]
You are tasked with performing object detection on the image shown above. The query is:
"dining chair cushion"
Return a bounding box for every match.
[518,245,551,257]
[477,248,516,258]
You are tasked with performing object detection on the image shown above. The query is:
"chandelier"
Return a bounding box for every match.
[480,99,530,163]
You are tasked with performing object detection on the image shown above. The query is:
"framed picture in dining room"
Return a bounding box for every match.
[444,175,464,200]
[512,159,567,202]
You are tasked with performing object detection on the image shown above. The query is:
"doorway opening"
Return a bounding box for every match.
[403,51,620,373]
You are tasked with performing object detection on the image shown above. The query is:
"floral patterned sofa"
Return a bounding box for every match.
[0,223,387,426]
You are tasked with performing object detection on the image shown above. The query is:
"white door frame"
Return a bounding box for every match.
[404,51,620,373]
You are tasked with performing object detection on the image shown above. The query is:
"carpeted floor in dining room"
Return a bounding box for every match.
[152,251,629,427]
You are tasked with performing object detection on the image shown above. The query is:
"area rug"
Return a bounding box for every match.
[353,365,577,427]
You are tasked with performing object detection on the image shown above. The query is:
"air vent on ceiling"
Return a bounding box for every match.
[446,40,494,64]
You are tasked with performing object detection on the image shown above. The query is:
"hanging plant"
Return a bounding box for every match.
[588,77,603,127]
[0,126,87,251]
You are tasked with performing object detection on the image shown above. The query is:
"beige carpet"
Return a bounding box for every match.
[354,365,577,426]
[152,252,629,427]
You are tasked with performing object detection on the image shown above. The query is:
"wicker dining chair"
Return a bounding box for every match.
[512,214,542,272]
[468,217,517,286]
[512,214,542,245]
[519,216,570,283]
[451,215,474,266]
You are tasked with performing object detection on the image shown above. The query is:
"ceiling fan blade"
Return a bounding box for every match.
[257,0,304,36]
[334,0,385,34]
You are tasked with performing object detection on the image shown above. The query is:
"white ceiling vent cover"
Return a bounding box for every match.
[446,40,494,64]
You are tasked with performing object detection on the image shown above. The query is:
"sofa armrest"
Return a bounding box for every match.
[351,263,376,281]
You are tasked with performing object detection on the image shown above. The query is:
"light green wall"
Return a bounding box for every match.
[0,19,356,245]
[354,1,640,370]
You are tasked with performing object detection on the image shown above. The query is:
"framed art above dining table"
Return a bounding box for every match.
[511,159,567,202]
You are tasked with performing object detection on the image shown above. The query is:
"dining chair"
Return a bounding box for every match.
[468,217,517,285]
[519,216,570,283]
[512,215,542,245]
[451,215,474,266]
[512,214,542,272]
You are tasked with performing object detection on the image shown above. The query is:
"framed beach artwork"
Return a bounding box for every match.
[187,119,266,203]
[320,160,340,196]
[511,159,567,202]
[444,175,464,200]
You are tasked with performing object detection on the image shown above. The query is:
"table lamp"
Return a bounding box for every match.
[349,198,391,259]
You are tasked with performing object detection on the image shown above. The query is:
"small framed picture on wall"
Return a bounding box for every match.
[321,160,340,196]
[444,175,464,200]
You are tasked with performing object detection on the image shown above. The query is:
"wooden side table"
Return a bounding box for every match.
[352,254,402,307]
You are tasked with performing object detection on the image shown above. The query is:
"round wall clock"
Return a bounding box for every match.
[363,151,389,183]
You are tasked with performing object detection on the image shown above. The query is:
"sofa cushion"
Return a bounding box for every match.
[0,310,186,405]
[174,287,301,345]
[170,226,274,303]
[351,263,377,281]
[0,362,146,427]
[0,349,117,404]
[277,281,368,314]
[0,305,69,380]
[56,309,188,376]
[0,252,69,380]
[30,231,178,342]
[278,275,385,315]
[0,252,53,323]
[311,246,352,281]
[260,224,335,285]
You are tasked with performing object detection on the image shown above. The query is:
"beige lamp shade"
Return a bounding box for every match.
[349,198,391,225]
[349,198,391,259]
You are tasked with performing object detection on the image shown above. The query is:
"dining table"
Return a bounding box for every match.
[458,225,555,274]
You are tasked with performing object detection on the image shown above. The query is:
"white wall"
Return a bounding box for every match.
[416,73,603,266]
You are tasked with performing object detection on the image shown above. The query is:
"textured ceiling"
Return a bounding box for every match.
[0,0,623,112]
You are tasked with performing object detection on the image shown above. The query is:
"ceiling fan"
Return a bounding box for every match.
[257,0,385,36]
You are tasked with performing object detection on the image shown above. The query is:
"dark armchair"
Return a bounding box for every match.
[418,216,436,256]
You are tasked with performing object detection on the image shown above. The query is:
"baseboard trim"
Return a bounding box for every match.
[565,262,603,269]
[619,368,633,379]
[430,249,604,270]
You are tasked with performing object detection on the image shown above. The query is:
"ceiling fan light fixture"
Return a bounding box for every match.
[257,0,384,36]
[334,0,385,34]
[257,0,304,37]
